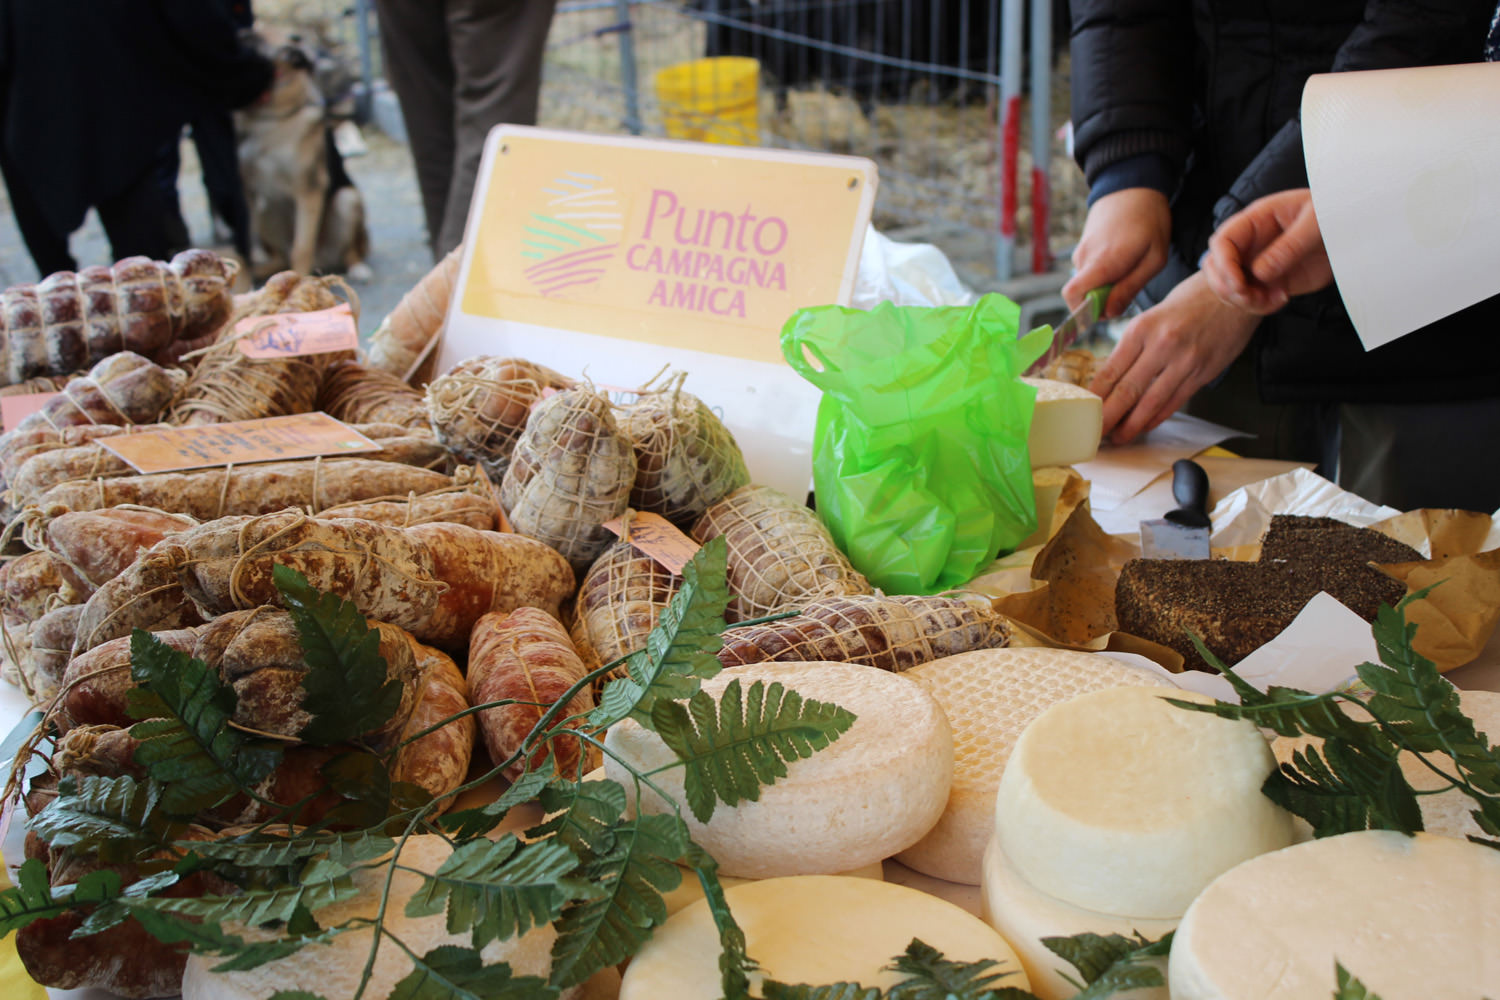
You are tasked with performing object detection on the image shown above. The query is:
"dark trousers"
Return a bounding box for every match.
[373,0,557,259]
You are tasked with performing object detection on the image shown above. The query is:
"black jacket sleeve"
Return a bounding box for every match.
[1068,0,1196,189]
[1214,0,1493,226]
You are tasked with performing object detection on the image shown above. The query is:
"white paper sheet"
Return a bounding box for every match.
[1303,63,1500,349]
[1207,468,1402,550]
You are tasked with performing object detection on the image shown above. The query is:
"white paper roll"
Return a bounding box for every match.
[1302,62,1500,350]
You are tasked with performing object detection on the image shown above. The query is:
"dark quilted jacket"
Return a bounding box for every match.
[1070,0,1500,404]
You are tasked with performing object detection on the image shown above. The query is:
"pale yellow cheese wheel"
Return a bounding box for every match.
[994,686,1293,918]
[619,875,1029,999]
[604,661,953,878]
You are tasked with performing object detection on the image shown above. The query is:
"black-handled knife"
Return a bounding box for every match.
[1139,459,1212,559]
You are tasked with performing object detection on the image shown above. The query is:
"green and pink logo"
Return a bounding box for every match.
[522,171,621,297]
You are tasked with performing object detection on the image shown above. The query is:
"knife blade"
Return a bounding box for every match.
[1024,284,1112,377]
[1138,458,1212,560]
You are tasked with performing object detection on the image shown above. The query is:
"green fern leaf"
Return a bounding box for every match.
[388,946,559,1000]
[547,812,688,989]
[528,778,628,862]
[0,857,113,935]
[273,564,403,745]
[1334,962,1384,1000]
[654,678,856,823]
[761,982,883,1000]
[682,841,754,1000]
[126,629,283,815]
[1266,741,1421,837]
[405,835,597,949]
[1041,931,1171,1000]
[180,829,396,870]
[129,857,357,927]
[30,774,181,863]
[885,938,1035,999]
[442,767,552,841]
[590,537,729,729]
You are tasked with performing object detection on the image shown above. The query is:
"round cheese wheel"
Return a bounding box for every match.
[980,835,1174,1000]
[994,686,1293,918]
[619,875,1028,999]
[181,836,572,1000]
[898,649,1176,885]
[604,661,953,878]
[1274,689,1500,843]
[1170,830,1500,999]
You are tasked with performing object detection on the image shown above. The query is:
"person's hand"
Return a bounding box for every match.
[1203,189,1333,314]
[1063,188,1172,318]
[1088,271,1261,444]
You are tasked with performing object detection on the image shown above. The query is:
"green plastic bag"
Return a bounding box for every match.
[780,293,1050,595]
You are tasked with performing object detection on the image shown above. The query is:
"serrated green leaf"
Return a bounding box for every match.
[761,982,883,1000]
[1041,931,1171,1000]
[30,774,180,863]
[126,629,283,814]
[654,679,857,822]
[0,857,71,934]
[179,829,396,869]
[529,778,628,861]
[1265,741,1420,838]
[885,938,1033,999]
[1334,962,1384,1000]
[314,748,412,829]
[270,992,330,1000]
[683,841,754,1000]
[389,946,559,1000]
[272,563,404,745]
[128,856,358,927]
[442,767,552,841]
[590,537,730,729]
[404,835,596,949]
[548,812,688,988]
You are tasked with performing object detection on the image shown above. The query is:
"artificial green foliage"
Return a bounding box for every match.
[884,939,1035,1000]
[125,629,283,814]
[762,983,883,1000]
[528,778,628,860]
[591,536,730,729]
[0,857,123,935]
[683,842,754,1000]
[442,767,552,841]
[273,563,403,745]
[1169,594,1500,847]
[30,774,180,862]
[653,678,857,822]
[1040,932,1171,1000]
[388,948,559,1000]
[180,830,396,869]
[270,993,330,1000]
[405,835,596,948]
[547,812,689,989]
[128,857,358,927]
[1334,963,1384,1000]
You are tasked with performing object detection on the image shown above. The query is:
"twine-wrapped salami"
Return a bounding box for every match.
[571,537,681,675]
[499,384,637,574]
[717,593,1011,671]
[691,484,873,622]
[426,355,573,479]
[622,374,750,528]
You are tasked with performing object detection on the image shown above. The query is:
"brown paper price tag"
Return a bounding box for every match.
[99,412,380,475]
[602,510,699,575]
[0,392,60,430]
[236,303,360,358]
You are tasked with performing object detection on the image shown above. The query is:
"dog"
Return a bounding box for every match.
[237,32,372,282]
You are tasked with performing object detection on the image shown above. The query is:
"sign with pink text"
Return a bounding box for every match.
[439,126,877,499]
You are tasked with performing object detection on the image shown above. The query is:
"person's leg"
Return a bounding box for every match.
[1338,398,1500,512]
[0,150,76,275]
[152,137,191,255]
[436,0,557,255]
[373,0,457,258]
[190,112,252,258]
[96,159,179,262]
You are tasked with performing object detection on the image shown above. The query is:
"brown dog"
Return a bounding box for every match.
[237,34,371,281]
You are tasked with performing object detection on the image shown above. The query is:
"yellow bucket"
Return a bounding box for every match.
[655,56,761,145]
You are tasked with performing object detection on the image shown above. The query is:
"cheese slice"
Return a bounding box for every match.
[1170,831,1500,999]
[1274,689,1500,843]
[981,836,1174,1000]
[898,650,1176,885]
[181,836,574,999]
[1023,376,1102,468]
[620,875,1029,999]
[660,858,885,915]
[604,661,953,878]
[994,686,1293,918]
